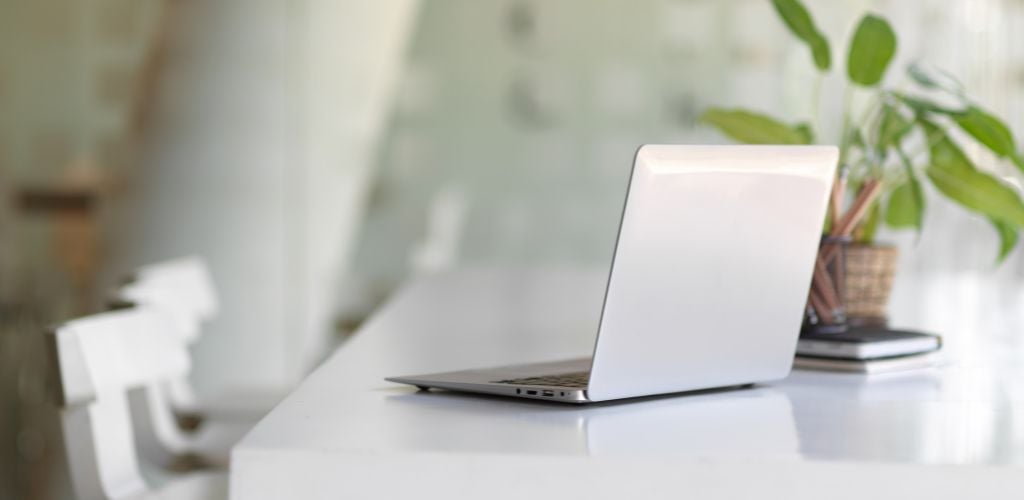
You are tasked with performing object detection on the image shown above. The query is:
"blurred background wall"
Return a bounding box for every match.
[349,0,1024,333]
[105,0,419,399]
[2,0,1024,498]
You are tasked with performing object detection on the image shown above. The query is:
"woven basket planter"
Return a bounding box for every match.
[842,244,898,324]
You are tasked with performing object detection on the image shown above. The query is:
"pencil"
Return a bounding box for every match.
[808,288,834,324]
[830,164,848,228]
[833,180,882,238]
[812,255,841,311]
[820,180,883,265]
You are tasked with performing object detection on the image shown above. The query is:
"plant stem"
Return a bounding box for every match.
[811,74,823,134]
[855,92,882,128]
[902,147,926,163]
[838,86,854,164]
[860,93,885,178]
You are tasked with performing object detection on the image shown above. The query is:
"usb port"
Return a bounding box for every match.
[542,390,554,397]
[526,390,537,395]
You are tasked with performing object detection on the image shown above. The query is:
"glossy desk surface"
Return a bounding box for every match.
[231,268,1024,499]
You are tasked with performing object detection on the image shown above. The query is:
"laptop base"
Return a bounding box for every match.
[387,358,593,404]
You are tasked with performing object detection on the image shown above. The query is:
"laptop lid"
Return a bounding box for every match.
[586,145,837,401]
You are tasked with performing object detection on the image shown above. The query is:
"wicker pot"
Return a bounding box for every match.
[842,244,898,325]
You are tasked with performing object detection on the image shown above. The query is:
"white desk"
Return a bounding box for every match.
[231,268,1024,499]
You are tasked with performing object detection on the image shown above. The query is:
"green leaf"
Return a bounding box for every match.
[892,92,965,115]
[876,104,913,148]
[922,120,1024,228]
[912,103,1024,174]
[847,14,897,86]
[700,108,812,144]
[886,179,925,231]
[908,62,965,97]
[954,106,1015,156]
[885,148,925,233]
[794,122,815,144]
[770,0,831,71]
[952,106,1024,175]
[990,218,1019,263]
[858,199,882,243]
[950,104,1024,173]
[849,128,866,149]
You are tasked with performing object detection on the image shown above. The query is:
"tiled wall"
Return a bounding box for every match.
[0,0,164,302]
[352,0,1024,295]
[0,2,165,499]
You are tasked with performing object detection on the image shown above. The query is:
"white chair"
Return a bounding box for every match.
[117,256,284,421]
[49,307,227,500]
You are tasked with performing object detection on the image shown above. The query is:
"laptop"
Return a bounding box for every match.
[388,144,838,403]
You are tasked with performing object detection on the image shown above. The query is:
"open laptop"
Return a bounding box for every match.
[388,145,838,404]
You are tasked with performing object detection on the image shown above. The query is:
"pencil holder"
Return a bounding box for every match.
[803,235,850,334]
[843,244,899,326]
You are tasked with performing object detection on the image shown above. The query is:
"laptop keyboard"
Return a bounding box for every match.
[493,371,590,388]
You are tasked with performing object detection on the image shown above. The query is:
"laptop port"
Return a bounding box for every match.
[542,390,554,397]
[526,390,537,395]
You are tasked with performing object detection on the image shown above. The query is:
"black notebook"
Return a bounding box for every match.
[797,327,941,360]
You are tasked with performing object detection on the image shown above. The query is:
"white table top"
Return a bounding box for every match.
[230,268,1024,499]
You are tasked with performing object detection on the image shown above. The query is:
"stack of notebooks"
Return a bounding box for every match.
[794,327,942,374]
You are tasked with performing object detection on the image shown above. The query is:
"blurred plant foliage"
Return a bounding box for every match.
[701,0,1024,262]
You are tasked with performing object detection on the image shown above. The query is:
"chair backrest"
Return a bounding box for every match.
[114,256,219,415]
[49,307,191,500]
[117,256,219,345]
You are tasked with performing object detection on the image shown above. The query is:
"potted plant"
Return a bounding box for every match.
[700,0,1024,328]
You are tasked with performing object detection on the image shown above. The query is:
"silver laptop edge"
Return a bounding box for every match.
[387,144,838,404]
